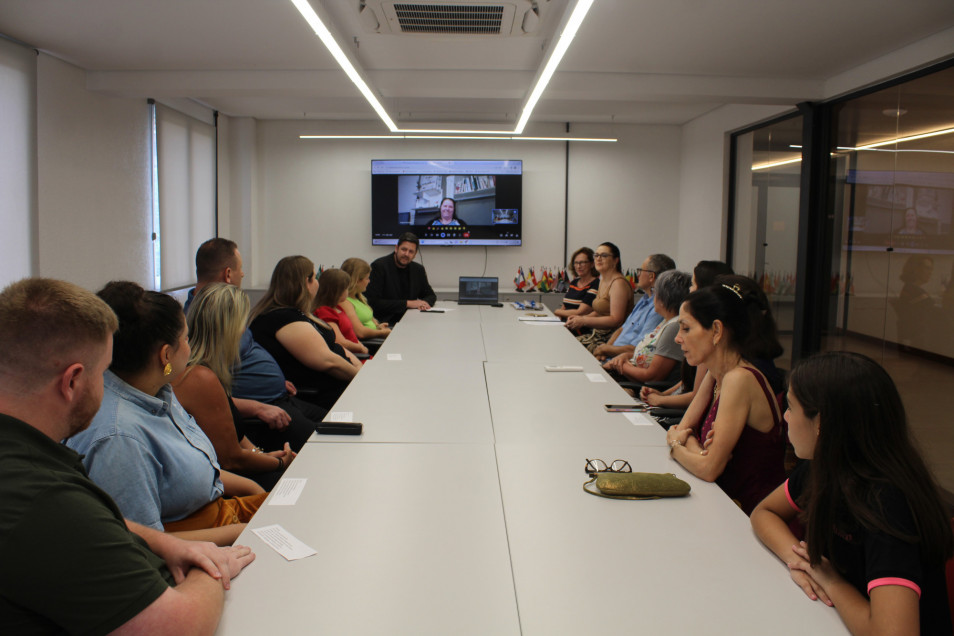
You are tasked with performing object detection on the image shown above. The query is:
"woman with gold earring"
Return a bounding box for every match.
[66,281,266,546]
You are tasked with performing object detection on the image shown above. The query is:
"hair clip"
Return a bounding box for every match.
[722,284,743,300]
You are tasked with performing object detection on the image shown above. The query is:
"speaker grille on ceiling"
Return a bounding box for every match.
[393,4,504,34]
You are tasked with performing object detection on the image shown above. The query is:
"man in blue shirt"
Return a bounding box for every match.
[186,238,325,450]
[593,253,675,361]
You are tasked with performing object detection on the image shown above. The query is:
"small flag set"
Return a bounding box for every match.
[513,266,569,292]
[757,271,796,296]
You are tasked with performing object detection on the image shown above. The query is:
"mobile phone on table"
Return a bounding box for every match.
[603,404,650,413]
[316,422,363,435]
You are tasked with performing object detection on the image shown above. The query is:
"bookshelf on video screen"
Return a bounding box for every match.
[371,159,523,246]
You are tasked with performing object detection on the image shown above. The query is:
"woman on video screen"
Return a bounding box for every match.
[431,198,462,226]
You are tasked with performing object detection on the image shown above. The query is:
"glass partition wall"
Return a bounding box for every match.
[821,65,954,490]
[728,62,954,493]
[731,115,804,371]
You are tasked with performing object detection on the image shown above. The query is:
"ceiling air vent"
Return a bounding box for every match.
[393,3,504,34]
[360,1,538,36]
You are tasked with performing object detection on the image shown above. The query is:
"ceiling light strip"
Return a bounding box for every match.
[514,0,594,134]
[290,0,595,134]
[290,0,398,132]
[300,134,617,142]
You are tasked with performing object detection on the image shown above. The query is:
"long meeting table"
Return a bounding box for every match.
[217,303,847,634]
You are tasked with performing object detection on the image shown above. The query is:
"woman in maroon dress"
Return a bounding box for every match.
[664,278,786,515]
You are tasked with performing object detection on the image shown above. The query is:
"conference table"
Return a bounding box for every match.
[217,303,847,635]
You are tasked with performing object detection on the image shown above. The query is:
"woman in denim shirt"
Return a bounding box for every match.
[67,281,266,546]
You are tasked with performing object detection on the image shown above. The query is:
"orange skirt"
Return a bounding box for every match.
[163,493,267,532]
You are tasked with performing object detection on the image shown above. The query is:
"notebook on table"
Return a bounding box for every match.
[458,276,499,305]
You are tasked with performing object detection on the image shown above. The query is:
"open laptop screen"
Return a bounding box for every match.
[458,276,499,305]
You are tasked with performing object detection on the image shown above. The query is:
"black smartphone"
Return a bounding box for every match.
[316,422,363,435]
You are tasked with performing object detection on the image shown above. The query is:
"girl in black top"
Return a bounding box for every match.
[752,352,952,634]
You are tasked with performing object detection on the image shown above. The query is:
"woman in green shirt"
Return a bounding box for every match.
[341,257,392,340]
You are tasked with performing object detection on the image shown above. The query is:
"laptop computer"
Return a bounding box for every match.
[458,276,499,305]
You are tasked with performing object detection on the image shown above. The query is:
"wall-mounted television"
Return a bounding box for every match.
[371,159,522,246]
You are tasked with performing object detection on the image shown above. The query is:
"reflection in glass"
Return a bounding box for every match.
[821,64,954,493]
[732,115,803,371]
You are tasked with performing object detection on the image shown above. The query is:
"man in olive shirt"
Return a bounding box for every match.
[0,278,254,635]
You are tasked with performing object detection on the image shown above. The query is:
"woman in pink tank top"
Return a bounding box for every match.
[665,277,786,515]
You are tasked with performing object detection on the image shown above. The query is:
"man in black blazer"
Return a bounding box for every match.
[366,233,437,324]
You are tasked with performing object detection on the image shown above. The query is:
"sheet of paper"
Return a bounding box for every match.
[623,412,655,426]
[268,478,307,506]
[327,411,353,422]
[518,316,560,322]
[523,320,564,327]
[251,524,317,561]
[387,353,402,361]
[585,373,607,383]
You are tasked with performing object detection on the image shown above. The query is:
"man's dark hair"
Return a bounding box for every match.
[195,238,239,282]
[396,232,420,248]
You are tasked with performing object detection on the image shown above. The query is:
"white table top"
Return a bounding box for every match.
[313,353,494,444]
[485,361,667,446]
[221,303,848,635]
[220,443,520,635]
[482,319,598,365]
[495,444,847,635]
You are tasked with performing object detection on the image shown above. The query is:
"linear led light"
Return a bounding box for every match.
[846,126,954,151]
[751,157,802,171]
[753,125,954,170]
[400,128,517,135]
[290,0,595,136]
[514,0,594,134]
[300,134,617,142]
[290,0,398,132]
[846,147,954,156]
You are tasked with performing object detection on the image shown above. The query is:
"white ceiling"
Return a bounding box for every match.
[2,0,953,128]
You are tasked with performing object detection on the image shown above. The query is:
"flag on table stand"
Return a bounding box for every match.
[527,267,539,292]
[624,269,636,290]
[537,267,551,293]
[514,266,527,291]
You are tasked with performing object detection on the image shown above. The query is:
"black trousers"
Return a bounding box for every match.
[240,394,327,453]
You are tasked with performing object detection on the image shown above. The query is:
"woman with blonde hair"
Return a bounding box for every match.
[173,283,298,491]
[249,256,362,409]
[340,257,391,340]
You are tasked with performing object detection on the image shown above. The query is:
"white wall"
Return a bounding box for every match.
[567,123,682,272]
[675,104,793,269]
[0,37,37,288]
[244,120,682,289]
[824,25,954,99]
[36,54,153,290]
